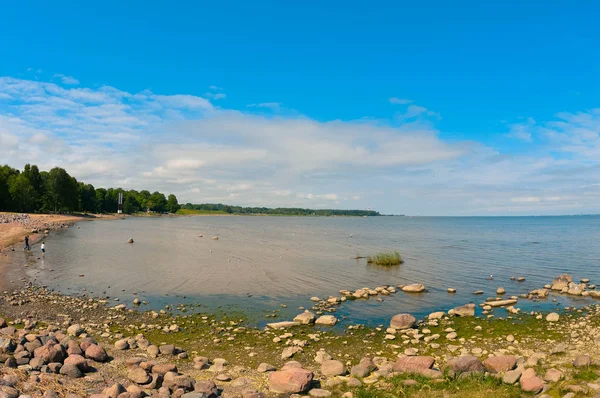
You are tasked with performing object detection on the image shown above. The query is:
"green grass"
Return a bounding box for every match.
[366,251,403,266]
[176,208,228,215]
[352,373,522,398]
[572,365,599,382]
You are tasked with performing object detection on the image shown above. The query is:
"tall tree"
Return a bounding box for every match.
[78,183,97,213]
[44,167,79,212]
[166,194,180,213]
[0,165,19,211]
[149,191,167,212]
[8,174,36,212]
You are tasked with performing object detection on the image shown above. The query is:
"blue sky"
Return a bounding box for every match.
[1,1,599,215]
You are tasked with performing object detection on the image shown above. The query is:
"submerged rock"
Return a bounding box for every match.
[402,284,425,293]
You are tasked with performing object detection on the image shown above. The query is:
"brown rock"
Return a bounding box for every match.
[194,379,218,397]
[321,360,346,376]
[390,314,416,330]
[573,354,591,368]
[64,354,90,372]
[483,356,517,373]
[520,375,544,393]
[128,366,151,385]
[269,368,313,393]
[66,340,83,356]
[104,383,126,398]
[393,356,435,373]
[551,274,572,290]
[60,363,83,378]
[445,356,484,374]
[34,342,65,364]
[85,344,109,362]
[153,363,178,375]
[451,303,475,317]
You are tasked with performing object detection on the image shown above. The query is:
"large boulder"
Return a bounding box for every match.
[483,356,517,373]
[393,356,435,374]
[567,282,586,296]
[520,369,544,393]
[546,313,559,322]
[390,314,416,330]
[573,355,591,368]
[293,311,316,325]
[67,324,85,337]
[128,366,151,384]
[59,363,83,378]
[321,360,346,377]
[269,368,313,393]
[449,303,475,317]
[85,344,109,362]
[350,357,377,378]
[445,356,485,375]
[194,380,218,397]
[64,354,90,372]
[34,342,65,364]
[401,284,425,293]
[315,316,337,326]
[551,274,572,290]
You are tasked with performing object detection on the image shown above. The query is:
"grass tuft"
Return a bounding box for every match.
[366,251,403,266]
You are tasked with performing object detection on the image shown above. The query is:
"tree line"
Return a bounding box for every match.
[180,203,380,217]
[0,164,180,214]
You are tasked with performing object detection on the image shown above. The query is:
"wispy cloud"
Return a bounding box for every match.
[506,117,534,142]
[2,75,600,215]
[389,97,413,105]
[247,102,281,110]
[53,74,80,85]
[204,92,227,100]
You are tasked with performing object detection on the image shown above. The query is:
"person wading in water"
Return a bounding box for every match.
[24,236,30,251]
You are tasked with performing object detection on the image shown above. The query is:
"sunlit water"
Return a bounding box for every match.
[17,215,600,327]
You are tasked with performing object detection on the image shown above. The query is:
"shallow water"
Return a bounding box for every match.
[18,215,600,326]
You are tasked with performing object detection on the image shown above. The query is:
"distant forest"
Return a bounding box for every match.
[180,203,380,217]
[0,164,378,217]
[0,164,180,214]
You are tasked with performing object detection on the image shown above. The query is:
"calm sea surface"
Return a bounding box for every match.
[18,215,600,326]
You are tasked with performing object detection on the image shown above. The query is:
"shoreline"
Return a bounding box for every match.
[0,283,599,397]
[2,215,600,395]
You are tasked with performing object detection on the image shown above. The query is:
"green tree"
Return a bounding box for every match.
[22,164,43,208]
[8,173,36,212]
[95,188,107,213]
[0,165,19,211]
[166,194,180,213]
[123,193,141,214]
[148,191,167,212]
[136,190,151,212]
[78,183,97,213]
[44,167,79,212]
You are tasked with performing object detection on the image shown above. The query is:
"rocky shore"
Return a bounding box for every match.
[0,271,600,397]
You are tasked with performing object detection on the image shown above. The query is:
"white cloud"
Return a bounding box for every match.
[506,117,534,142]
[510,196,541,203]
[204,92,227,100]
[1,75,600,215]
[53,74,80,85]
[389,97,412,105]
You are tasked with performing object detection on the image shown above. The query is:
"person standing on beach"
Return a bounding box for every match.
[41,241,45,257]
[24,236,30,251]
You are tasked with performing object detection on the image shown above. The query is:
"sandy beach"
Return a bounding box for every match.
[0,212,122,252]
